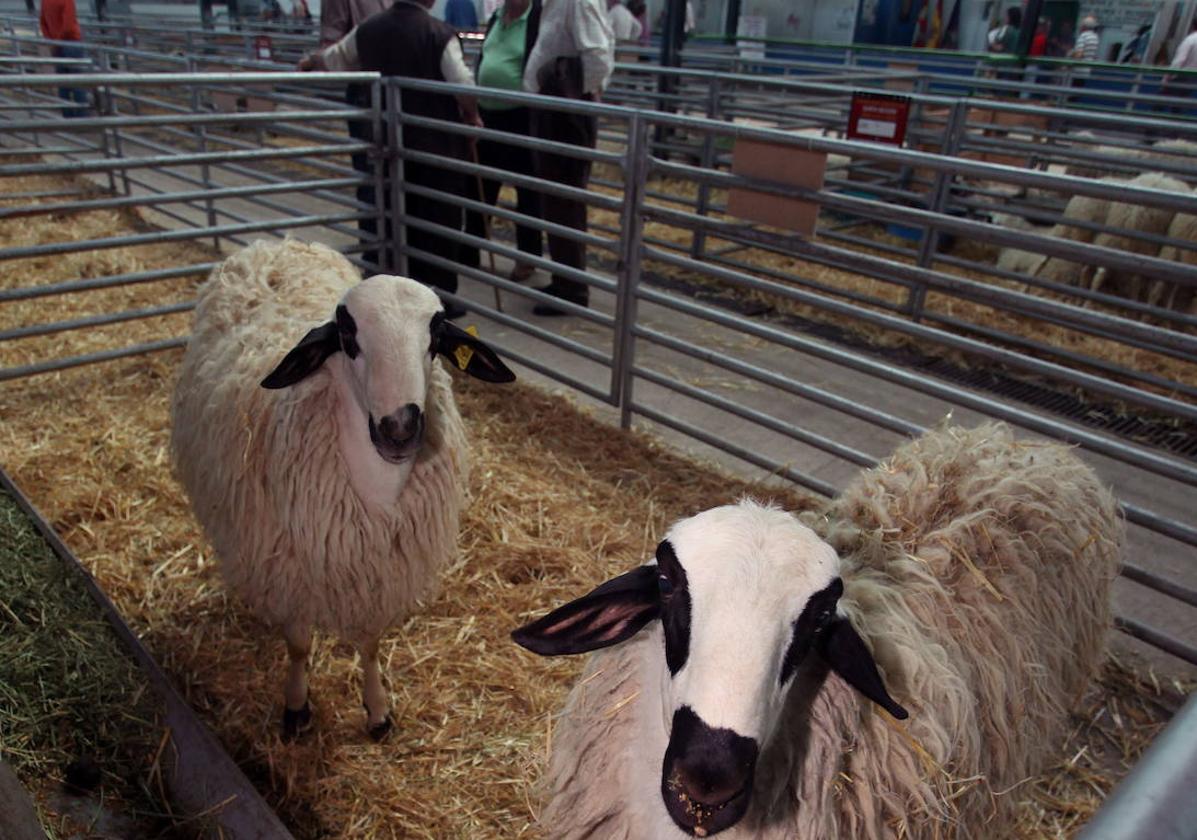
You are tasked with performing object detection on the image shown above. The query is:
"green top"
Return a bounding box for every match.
[477,4,531,112]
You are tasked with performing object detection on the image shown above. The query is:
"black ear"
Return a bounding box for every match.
[260,321,339,389]
[436,321,516,383]
[818,615,909,720]
[512,565,661,656]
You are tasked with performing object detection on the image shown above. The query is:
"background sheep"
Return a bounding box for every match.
[171,239,515,739]
[1089,172,1189,301]
[1155,211,1197,311]
[514,423,1122,838]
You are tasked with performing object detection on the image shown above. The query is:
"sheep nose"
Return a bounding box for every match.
[673,760,749,809]
[372,404,423,449]
[662,706,758,810]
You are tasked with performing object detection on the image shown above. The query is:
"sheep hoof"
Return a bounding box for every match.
[367,713,394,742]
[282,700,313,741]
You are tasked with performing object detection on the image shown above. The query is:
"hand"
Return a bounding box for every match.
[297,52,321,71]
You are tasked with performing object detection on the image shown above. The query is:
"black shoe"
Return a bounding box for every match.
[532,285,587,317]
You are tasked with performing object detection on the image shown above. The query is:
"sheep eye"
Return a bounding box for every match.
[658,574,673,597]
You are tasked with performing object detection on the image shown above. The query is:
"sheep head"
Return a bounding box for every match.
[259,275,514,467]
[513,500,907,837]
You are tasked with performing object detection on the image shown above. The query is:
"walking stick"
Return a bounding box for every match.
[469,138,503,312]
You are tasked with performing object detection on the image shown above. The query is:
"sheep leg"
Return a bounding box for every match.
[281,621,313,740]
[360,638,393,741]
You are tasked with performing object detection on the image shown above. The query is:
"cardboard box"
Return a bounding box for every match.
[727,139,827,235]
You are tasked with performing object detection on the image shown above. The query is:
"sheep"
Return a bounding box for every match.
[1034,188,1115,288]
[171,239,515,739]
[1090,172,1189,301]
[513,423,1122,839]
[1155,210,1197,312]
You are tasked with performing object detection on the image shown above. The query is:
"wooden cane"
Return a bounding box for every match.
[469,138,503,313]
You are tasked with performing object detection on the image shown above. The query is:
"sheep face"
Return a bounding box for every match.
[260,275,515,469]
[513,502,907,837]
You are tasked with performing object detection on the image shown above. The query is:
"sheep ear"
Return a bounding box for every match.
[436,321,516,384]
[260,321,339,389]
[512,565,660,656]
[818,615,909,720]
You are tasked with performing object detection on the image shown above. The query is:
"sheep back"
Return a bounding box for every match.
[1091,172,1188,300]
[802,422,1122,837]
[171,239,468,642]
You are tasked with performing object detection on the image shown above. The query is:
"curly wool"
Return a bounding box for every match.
[541,423,1122,839]
[170,240,467,643]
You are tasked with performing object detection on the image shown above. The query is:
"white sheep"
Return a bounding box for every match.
[1090,172,1190,301]
[514,423,1122,838]
[171,239,514,739]
[1155,210,1197,312]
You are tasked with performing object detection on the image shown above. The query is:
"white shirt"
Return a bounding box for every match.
[1172,31,1197,70]
[317,3,475,86]
[608,4,642,41]
[523,0,614,97]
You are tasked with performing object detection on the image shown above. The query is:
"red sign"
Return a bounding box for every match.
[254,35,274,61]
[847,92,912,146]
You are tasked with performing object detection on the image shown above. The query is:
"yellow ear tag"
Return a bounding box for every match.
[453,325,479,371]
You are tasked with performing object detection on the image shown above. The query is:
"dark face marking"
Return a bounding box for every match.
[661,705,759,836]
[779,577,844,686]
[335,304,360,359]
[428,311,446,357]
[656,540,692,676]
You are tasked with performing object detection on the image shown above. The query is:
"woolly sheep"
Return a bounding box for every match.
[1155,211,1197,312]
[1090,172,1189,301]
[171,239,515,739]
[1035,187,1115,288]
[514,423,1121,838]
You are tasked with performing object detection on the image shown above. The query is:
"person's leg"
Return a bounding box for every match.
[531,106,596,313]
[403,161,461,296]
[504,107,545,260]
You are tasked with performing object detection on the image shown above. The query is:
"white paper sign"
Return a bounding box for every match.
[737,14,767,59]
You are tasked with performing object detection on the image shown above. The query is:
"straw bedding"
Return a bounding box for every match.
[0,167,1191,839]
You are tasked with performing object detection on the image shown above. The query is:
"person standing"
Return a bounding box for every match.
[607,0,642,42]
[301,0,481,316]
[1159,20,1197,116]
[39,0,87,118]
[319,0,390,268]
[522,0,614,315]
[1069,15,1100,88]
[445,0,479,29]
[467,0,544,283]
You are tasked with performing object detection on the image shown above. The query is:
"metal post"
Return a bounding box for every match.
[614,114,650,426]
[188,67,218,251]
[654,0,686,153]
[907,99,966,322]
[97,72,117,195]
[690,76,721,260]
[386,80,407,276]
[723,0,741,45]
[371,79,387,271]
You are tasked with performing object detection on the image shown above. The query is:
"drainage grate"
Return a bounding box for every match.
[915,358,1197,460]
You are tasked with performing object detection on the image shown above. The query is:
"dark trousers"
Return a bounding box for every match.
[54,44,88,118]
[531,105,597,303]
[403,160,463,294]
[346,83,381,269]
[465,106,543,262]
